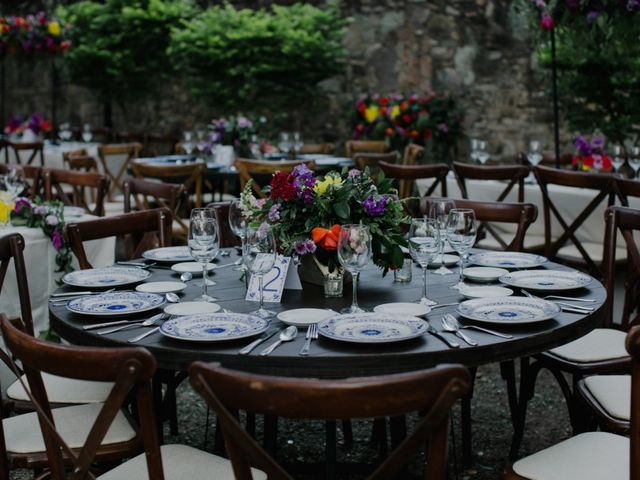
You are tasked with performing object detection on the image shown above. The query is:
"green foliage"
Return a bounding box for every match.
[167,2,347,115]
[56,0,197,103]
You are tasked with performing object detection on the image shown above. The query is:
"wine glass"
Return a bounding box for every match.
[469,138,479,163]
[428,198,456,275]
[611,145,625,173]
[58,122,73,142]
[182,131,195,156]
[476,141,490,164]
[527,140,543,166]
[81,124,93,143]
[337,224,372,314]
[188,208,220,302]
[293,132,303,157]
[630,147,640,178]
[446,209,477,290]
[243,223,277,318]
[278,132,292,157]
[228,199,249,271]
[408,218,439,306]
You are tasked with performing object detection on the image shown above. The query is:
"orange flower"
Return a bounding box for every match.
[311,224,341,251]
[384,127,393,137]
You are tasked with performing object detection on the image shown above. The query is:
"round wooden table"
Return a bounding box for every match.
[49,250,607,379]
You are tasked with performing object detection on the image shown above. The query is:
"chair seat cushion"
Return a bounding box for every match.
[97,444,267,479]
[549,328,628,363]
[7,373,112,404]
[583,374,630,421]
[2,403,136,454]
[513,432,628,480]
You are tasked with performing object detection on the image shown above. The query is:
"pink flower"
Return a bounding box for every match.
[45,214,58,226]
[52,229,61,251]
[540,13,554,30]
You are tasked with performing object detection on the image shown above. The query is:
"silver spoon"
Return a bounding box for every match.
[97,313,166,335]
[260,325,298,356]
[214,259,243,269]
[444,314,512,339]
[441,316,478,346]
[165,293,180,303]
[180,272,193,282]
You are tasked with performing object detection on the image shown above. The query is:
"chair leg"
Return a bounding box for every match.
[325,421,337,480]
[500,360,518,427]
[340,419,353,449]
[461,367,477,468]
[510,357,543,460]
[263,414,278,459]
[370,417,388,457]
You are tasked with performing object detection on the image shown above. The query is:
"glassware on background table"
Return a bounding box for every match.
[293,132,303,157]
[243,223,277,318]
[469,138,479,163]
[527,140,543,166]
[188,208,220,302]
[337,224,373,313]
[228,199,248,271]
[324,272,343,297]
[428,198,456,275]
[476,141,490,164]
[446,208,477,290]
[278,132,292,157]
[81,124,93,143]
[611,145,625,173]
[408,218,439,306]
[182,131,195,156]
[393,258,413,283]
[630,147,640,178]
[58,122,73,141]
[3,168,25,199]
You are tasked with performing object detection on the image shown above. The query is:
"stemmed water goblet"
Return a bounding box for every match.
[243,223,277,318]
[611,145,625,174]
[476,141,490,164]
[630,147,640,178]
[182,131,195,156]
[188,208,220,302]
[446,209,477,290]
[428,198,456,276]
[229,199,249,271]
[292,132,303,157]
[527,140,543,166]
[278,132,292,158]
[58,122,73,142]
[470,138,479,163]
[337,224,372,314]
[408,218,439,306]
[81,124,93,143]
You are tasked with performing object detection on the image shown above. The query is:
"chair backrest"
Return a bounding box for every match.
[0,234,33,335]
[234,158,316,198]
[353,152,398,180]
[208,201,240,248]
[0,315,163,480]
[452,162,530,203]
[379,161,449,199]
[123,177,185,216]
[8,141,44,166]
[538,152,574,169]
[66,208,172,269]
[97,142,142,200]
[603,206,640,331]
[115,131,144,144]
[534,165,616,277]
[74,126,111,143]
[142,132,179,157]
[43,168,109,217]
[614,177,640,207]
[345,140,388,158]
[299,143,333,155]
[190,362,470,480]
[423,198,537,252]
[402,143,425,165]
[626,326,640,480]
[0,164,42,200]
[63,148,99,173]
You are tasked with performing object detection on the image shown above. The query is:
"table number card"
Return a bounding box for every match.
[245,255,294,303]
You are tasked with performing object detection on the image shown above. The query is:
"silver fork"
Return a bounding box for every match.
[441,316,478,346]
[299,324,318,356]
[444,314,512,339]
[522,290,594,311]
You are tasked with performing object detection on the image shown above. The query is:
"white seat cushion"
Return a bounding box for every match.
[584,375,630,421]
[556,242,627,263]
[98,444,267,479]
[3,403,136,454]
[7,373,112,404]
[513,432,628,479]
[549,328,628,363]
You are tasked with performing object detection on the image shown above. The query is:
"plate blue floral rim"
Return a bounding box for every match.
[67,291,165,317]
[160,313,269,342]
[141,246,194,263]
[467,252,548,269]
[499,269,592,291]
[62,267,151,288]
[456,297,561,325]
[318,313,427,344]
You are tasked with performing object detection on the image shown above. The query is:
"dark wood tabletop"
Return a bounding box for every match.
[49,249,606,378]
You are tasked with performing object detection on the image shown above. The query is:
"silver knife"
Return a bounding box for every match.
[426,324,460,348]
[128,326,160,343]
[83,312,166,331]
[239,329,280,355]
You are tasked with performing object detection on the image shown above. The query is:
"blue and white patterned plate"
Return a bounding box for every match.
[467,252,548,269]
[142,246,193,263]
[318,313,427,344]
[456,297,561,325]
[67,291,165,316]
[160,313,269,342]
[62,267,151,288]
[499,269,593,291]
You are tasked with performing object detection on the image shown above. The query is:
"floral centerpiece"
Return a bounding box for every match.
[239,165,408,284]
[572,134,612,172]
[207,115,268,158]
[0,12,71,57]
[10,198,72,273]
[4,113,52,139]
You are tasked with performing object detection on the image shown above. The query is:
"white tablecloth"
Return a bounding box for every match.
[13,141,100,170]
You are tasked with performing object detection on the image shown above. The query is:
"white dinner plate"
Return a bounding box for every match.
[135,282,187,294]
[63,206,85,218]
[171,262,216,275]
[277,308,335,327]
[164,302,221,316]
[456,297,561,325]
[499,269,593,291]
[458,286,514,300]
[160,313,268,342]
[67,291,165,316]
[318,313,427,344]
[462,267,509,283]
[428,254,459,267]
[373,303,431,317]
[62,267,151,288]
[467,252,548,269]
[142,246,194,263]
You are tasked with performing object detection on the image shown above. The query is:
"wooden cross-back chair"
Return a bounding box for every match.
[7,141,44,166]
[208,201,241,248]
[0,315,160,480]
[97,142,142,201]
[234,158,316,199]
[63,149,99,173]
[43,168,109,217]
[533,165,616,278]
[345,140,388,158]
[190,362,470,480]
[0,164,42,200]
[614,176,640,207]
[402,143,425,165]
[66,208,172,269]
[142,132,179,157]
[353,152,398,180]
[299,143,333,154]
[452,162,529,203]
[504,323,640,480]
[379,161,449,201]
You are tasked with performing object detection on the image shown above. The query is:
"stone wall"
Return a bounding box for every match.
[2,0,563,161]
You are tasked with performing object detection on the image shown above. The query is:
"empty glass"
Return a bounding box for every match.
[469,138,479,163]
[476,141,490,164]
[337,224,372,314]
[408,218,439,306]
[428,198,456,275]
[188,208,220,302]
[293,132,303,157]
[446,209,477,290]
[58,122,73,141]
[278,132,292,156]
[611,145,625,173]
[228,199,249,271]
[630,147,640,178]
[527,140,543,166]
[81,124,93,143]
[244,224,277,318]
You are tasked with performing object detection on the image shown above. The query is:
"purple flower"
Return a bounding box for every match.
[52,230,61,252]
[34,205,47,216]
[535,0,546,9]
[362,195,390,217]
[291,164,316,203]
[45,214,58,226]
[268,203,281,222]
[294,239,317,255]
[565,0,580,10]
[587,10,599,23]
[437,123,449,134]
[237,116,252,129]
[348,169,361,178]
[257,222,270,238]
[575,135,592,157]
[627,0,640,11]
[591,135,605,152]
[13,198,32,213]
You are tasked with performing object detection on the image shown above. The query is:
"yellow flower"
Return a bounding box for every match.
[313,175,344,196]
[364,105,380,123]
[390,105,401,119]
[0,199,13,225]
[48,21,61,37]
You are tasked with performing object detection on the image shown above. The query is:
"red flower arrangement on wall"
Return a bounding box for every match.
[0,11,71,57]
